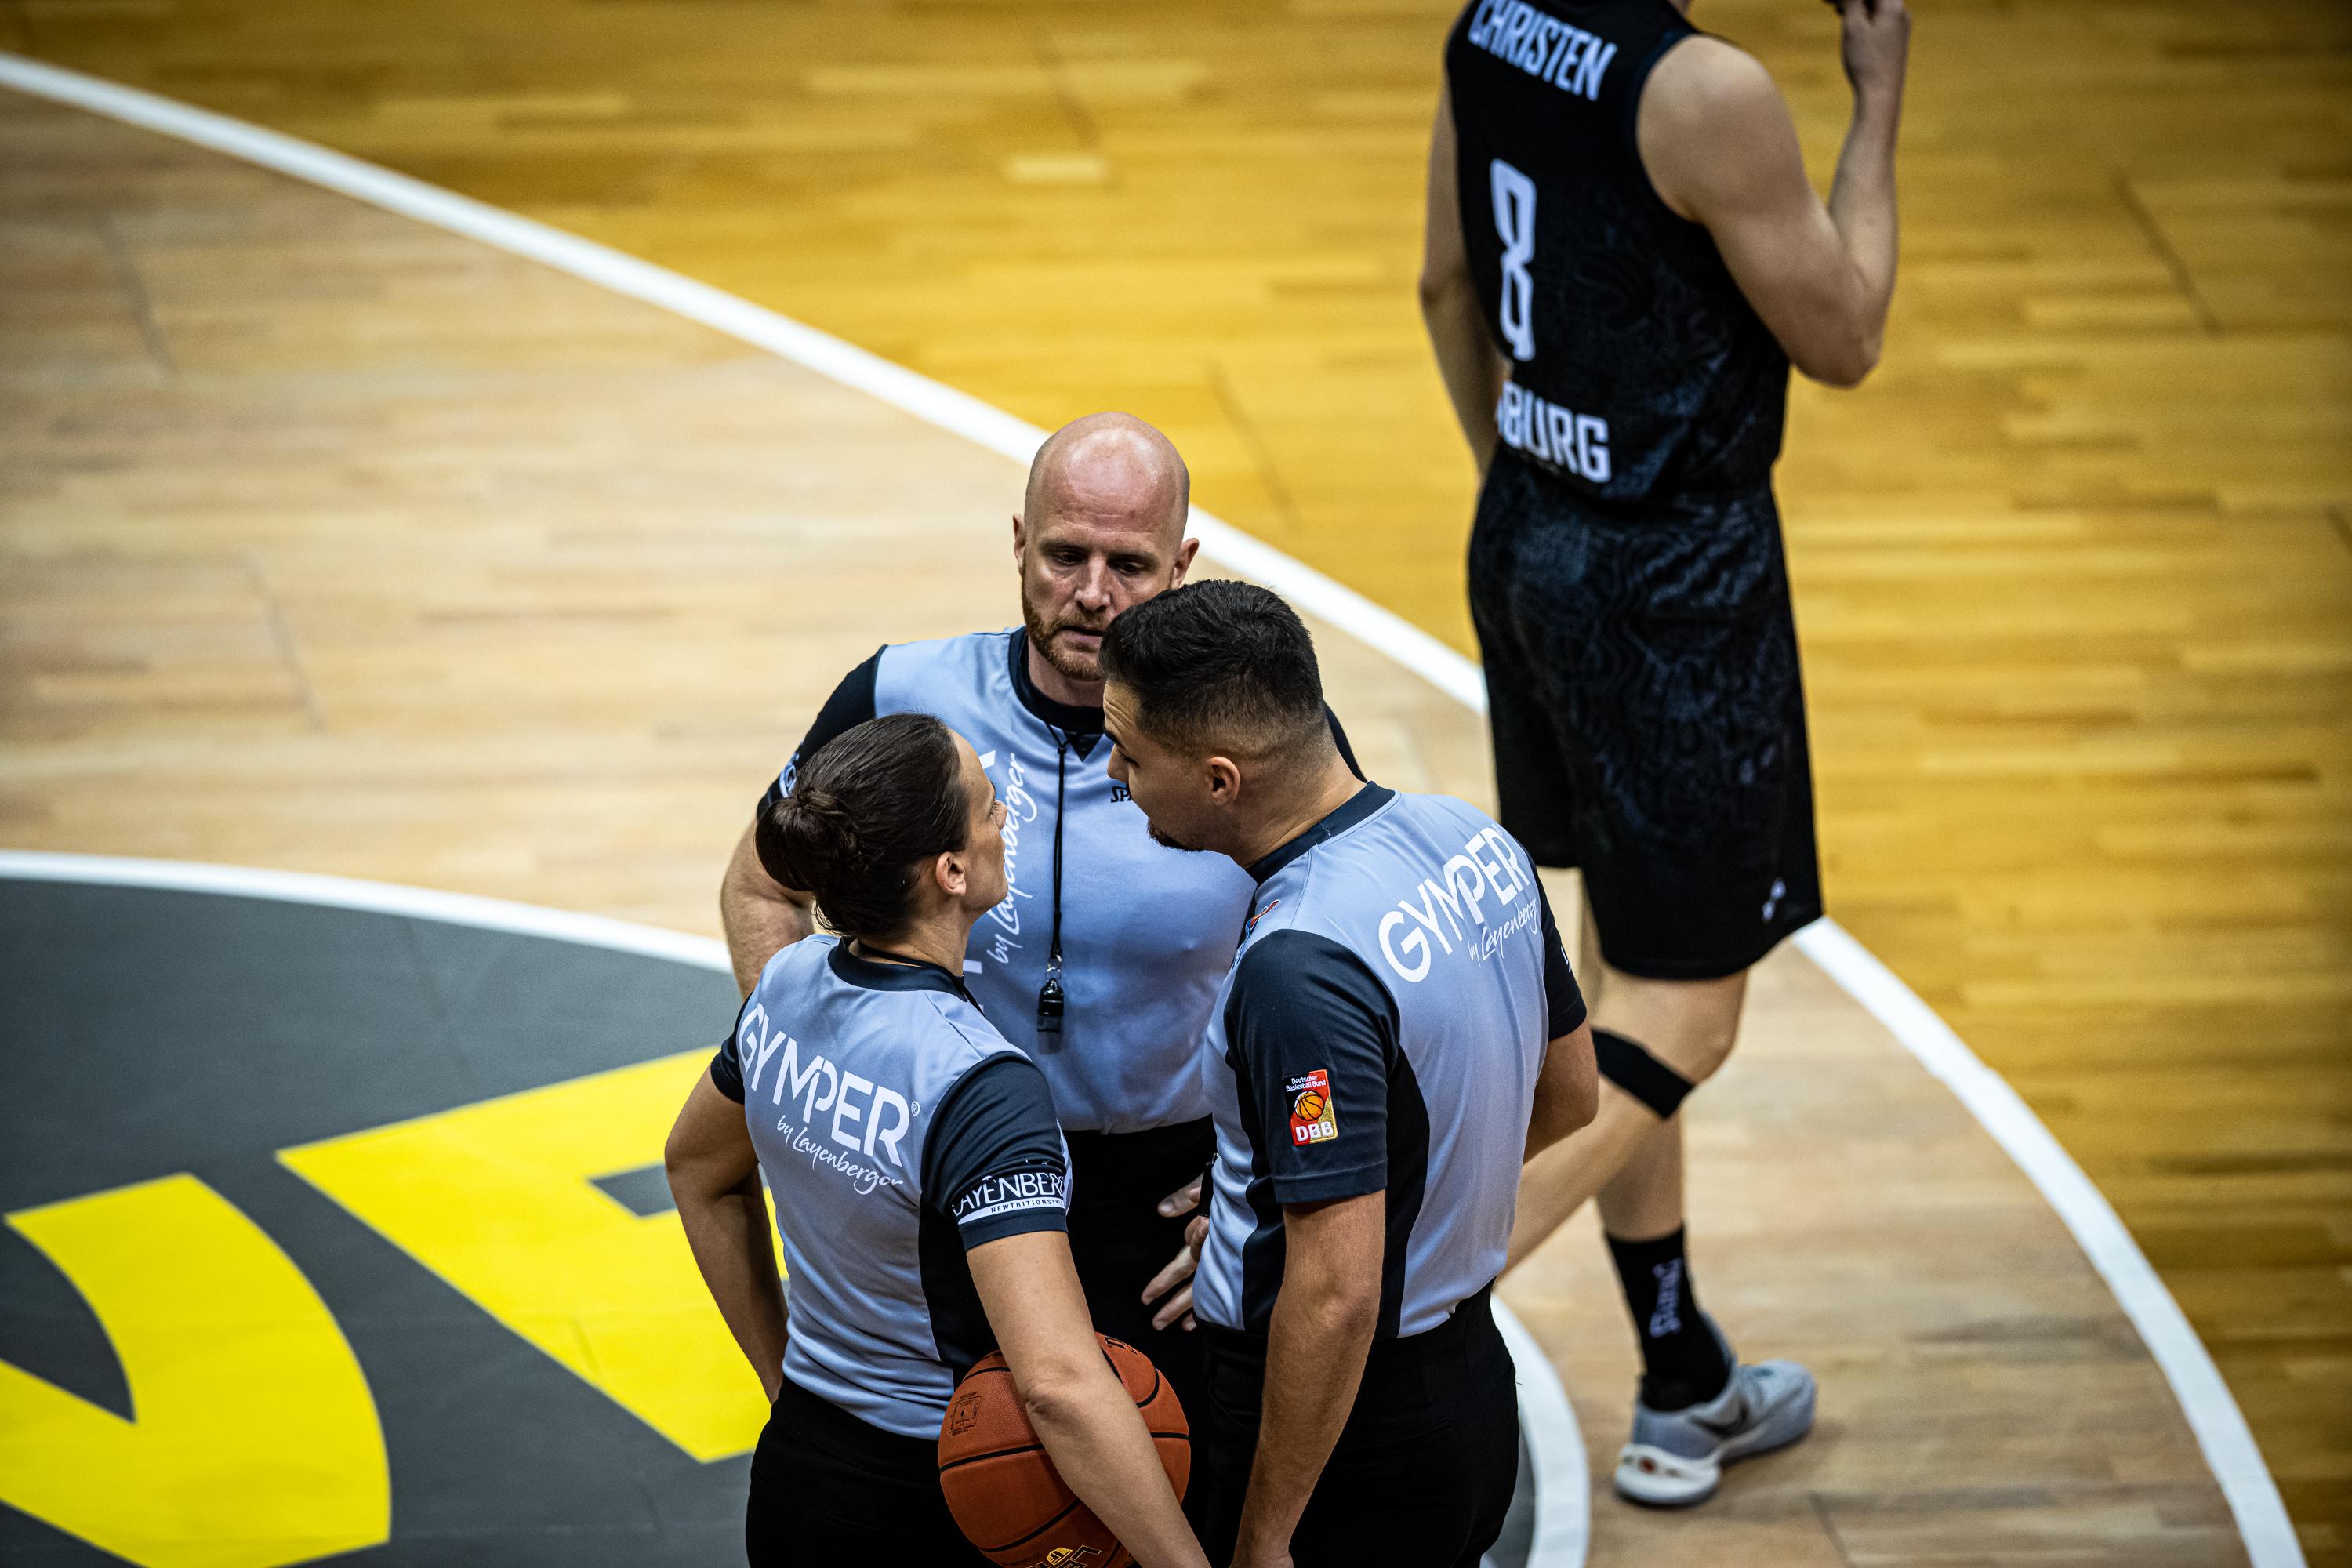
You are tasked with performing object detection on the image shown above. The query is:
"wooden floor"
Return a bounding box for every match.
[0,93,2263,1566]
[6,0,2352,1544]
[4,18,2344,1552]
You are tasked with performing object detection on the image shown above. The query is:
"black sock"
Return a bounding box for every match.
[1606,1227,1731,1412]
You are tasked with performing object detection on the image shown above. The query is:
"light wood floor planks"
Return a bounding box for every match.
[0,93,2260,1566]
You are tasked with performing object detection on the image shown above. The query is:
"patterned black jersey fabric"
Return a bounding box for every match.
[1444,0,1789,504]
[1468,470,1823,978]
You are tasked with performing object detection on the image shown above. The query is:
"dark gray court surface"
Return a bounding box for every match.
[0,877,1539,1565]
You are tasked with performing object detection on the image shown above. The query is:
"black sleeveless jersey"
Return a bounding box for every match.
[1444,0,1790,505]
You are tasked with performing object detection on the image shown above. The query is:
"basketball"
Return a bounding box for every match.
[937,1334,1189,1567]
[1296,1089,1328,1122]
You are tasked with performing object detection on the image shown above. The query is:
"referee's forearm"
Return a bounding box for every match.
[1238,1265,1377,1552]
[720,851,815,994]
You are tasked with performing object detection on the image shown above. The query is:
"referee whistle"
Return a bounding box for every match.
[1036,970,1065,1036]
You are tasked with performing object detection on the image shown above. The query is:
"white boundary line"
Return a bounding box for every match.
[1791,922,2304,1566]
[1493,1298,1592,1564]
[0,850,733,968]
[0,50,2300,1567]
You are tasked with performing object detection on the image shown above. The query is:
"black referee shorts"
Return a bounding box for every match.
[1192,1287,1519,1568]
[746,1374,992,1566]
[1468,454,1824,981]
[1064,1118,1213,1427]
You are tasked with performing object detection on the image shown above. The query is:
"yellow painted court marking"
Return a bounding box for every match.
[0,1174,389,1568]
[279,1050,774,1461]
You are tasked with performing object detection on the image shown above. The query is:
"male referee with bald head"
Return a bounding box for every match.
[721,413,1359,1423]
[1102,579,1598,1568]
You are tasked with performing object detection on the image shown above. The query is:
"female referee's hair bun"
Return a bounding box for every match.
[753,712,971,942]
[768,786,869,898]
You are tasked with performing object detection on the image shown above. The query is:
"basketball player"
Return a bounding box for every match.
[1099,581,1599,1568]
[667,713,1208,1567]
[1420,0,1910,1505]
[719,412,1359,1421]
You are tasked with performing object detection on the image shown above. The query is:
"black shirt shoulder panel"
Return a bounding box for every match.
[1226,928,1399,1205]
[922,1055,1071,1248]
[755,647,885,884]
[1535,878,1588,1039]
[709,992,757,1103]
[762,646,885,815]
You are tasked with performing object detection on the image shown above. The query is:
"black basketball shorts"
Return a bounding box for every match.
[1468,455,1824,981]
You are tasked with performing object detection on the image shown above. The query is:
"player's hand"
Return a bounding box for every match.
[1831,0,1911,106]
[1144,1214,1210,1331]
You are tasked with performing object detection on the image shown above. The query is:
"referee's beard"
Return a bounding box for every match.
[1148,822,1207,853]
[1021,595,1113,686]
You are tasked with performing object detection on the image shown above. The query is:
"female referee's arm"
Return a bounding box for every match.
[665,1070,789,1400]
[967,1234,1211,1568]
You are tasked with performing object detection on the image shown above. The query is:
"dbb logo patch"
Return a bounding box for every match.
[1287,1069,1338,1146]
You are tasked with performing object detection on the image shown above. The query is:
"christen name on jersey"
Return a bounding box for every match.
[1464,0,1620,102]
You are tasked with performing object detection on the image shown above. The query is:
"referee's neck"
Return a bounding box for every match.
[1229,756,1370,871]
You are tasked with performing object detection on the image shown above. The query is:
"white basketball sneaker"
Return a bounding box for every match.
[1613,1316,1815,1507]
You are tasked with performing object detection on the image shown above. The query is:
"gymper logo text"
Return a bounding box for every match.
[735,1001,913,1169]
[1375,826,1535,983]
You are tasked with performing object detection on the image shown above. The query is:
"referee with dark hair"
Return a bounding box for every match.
[720,412,1359,1424]
[1099,579,1599,1568]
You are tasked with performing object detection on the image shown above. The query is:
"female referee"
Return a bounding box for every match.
[665,711,1207,1567]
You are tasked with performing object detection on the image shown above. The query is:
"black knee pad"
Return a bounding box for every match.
[1594,1029,1696,1120]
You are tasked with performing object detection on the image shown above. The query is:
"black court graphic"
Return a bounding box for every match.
[0,873,1556,1566]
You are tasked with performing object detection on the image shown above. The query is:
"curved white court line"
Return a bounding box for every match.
[0,51,2302,1568]
[0,850,1586,1567]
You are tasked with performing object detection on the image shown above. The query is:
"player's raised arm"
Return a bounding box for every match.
[1639,0,1910,387]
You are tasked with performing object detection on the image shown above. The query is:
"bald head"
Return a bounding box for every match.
[1023,412,1191,549]
[1012,413,1200,699]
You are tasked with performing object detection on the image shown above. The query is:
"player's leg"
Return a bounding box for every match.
[1507,960,1744,1268]
[1497,487,1823,1504]
[1522,950,1815,1508]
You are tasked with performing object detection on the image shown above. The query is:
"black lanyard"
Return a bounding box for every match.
[1036,729,1070,1036]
